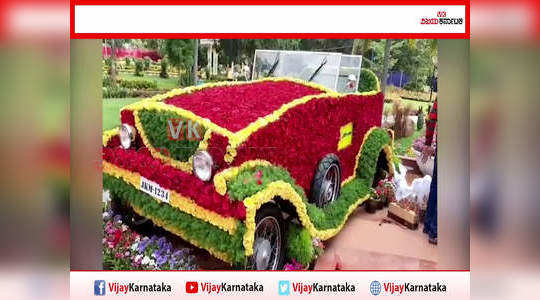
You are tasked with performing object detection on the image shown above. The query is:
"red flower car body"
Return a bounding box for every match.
[103,77,394,269]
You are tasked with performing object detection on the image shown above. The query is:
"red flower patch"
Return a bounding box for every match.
[231,93,384,196]
[103,146,246,219]
[164,81,324,132]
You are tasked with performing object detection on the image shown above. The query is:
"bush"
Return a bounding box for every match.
[160,58,169,78]
[124,57,131,67]
[358,68,379,92]
[404,81,425,92]
[118,78,158,90]
[134,59,144,77]
[104,57,112,68]
[417,107,425,130]
[144,58,151,70]
[286,224,314,266]
[103,86,131,98]
[102,76,114,88]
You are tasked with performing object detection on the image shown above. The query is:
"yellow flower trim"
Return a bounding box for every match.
[341,127,394,187]
[213,160,273,196]
[242,180,370,256]
[102,127,119,147]
[103,161,239,235]
[197,129,213,151]
[119,77,380,172]
[129,204,232,264]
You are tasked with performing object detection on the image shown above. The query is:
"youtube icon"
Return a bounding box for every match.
[185,281,198,294]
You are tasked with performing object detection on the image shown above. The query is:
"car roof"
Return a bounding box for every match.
[161,78,329,132]
[122,77,380,147]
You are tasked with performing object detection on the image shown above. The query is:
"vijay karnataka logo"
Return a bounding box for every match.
[369,281,447,296]
[93,280,172,295]
[421,10,463,25]
[188,281,263,294]
[279,281,355,295]
[167,118,203,141]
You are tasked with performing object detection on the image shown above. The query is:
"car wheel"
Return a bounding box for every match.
[110,196,150,228]
[372,150,390,188]
[311,154,341,208]
[364,200,378,213]
[246,203,285,270]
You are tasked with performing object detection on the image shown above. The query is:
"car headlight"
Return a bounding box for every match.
[193,151,213,181]
[120,124,136,149]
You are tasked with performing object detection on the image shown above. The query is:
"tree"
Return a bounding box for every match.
[217,39,302,70]
[163,39,196,87]
[389,39,437,91]
[104,39,128,85]
[380,39,392,95]
[193,39,199,84]
[351,39,373,57]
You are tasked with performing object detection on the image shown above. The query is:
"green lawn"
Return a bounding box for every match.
[118,73,180,90]
[394,128,426,156]
[103,98,141,131]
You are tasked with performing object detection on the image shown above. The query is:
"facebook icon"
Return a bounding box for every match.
[94,280,106,296]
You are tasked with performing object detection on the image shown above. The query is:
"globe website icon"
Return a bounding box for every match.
[370,281,381,296]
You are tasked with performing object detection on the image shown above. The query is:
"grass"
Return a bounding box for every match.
[118,73,180,90]
[394,128,426,156]
[103,98,141,131]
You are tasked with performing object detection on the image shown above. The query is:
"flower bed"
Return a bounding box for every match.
[102,209,198,270]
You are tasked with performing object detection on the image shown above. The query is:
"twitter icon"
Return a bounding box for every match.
[278,280,290,296]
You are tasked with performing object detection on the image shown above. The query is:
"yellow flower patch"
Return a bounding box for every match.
[341,127,395,186]
[103,161,239,235]
[102,127,119,147]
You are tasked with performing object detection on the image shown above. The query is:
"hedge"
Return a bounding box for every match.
[138,109,206,162]
[119,78,158,90]
[227,165,305,202]
[286,223,315,266]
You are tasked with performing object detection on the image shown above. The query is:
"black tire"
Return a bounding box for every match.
[372,150,390,188]
[110,196,150,229]
[246,203,286,270]
[311,154,341,208]
[364,200,378,214]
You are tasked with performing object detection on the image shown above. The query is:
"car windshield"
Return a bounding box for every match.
[252,50,362,93]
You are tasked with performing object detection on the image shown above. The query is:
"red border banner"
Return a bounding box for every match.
[70,0,470,39]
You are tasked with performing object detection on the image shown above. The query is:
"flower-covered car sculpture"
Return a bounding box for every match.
[102,76,394,270]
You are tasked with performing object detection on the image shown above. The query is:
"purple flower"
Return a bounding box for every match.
[138,238,150,253]
[113,214,122,223]
[155,253,168,266]
[172,249,186,258]
[157,237,166,248]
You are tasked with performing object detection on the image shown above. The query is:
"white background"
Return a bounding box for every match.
[71,271,469,299]
[74,5,466,34]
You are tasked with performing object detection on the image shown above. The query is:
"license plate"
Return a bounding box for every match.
[140,177,170,203]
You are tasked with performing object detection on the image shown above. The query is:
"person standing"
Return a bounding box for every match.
[422,100,437,244]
